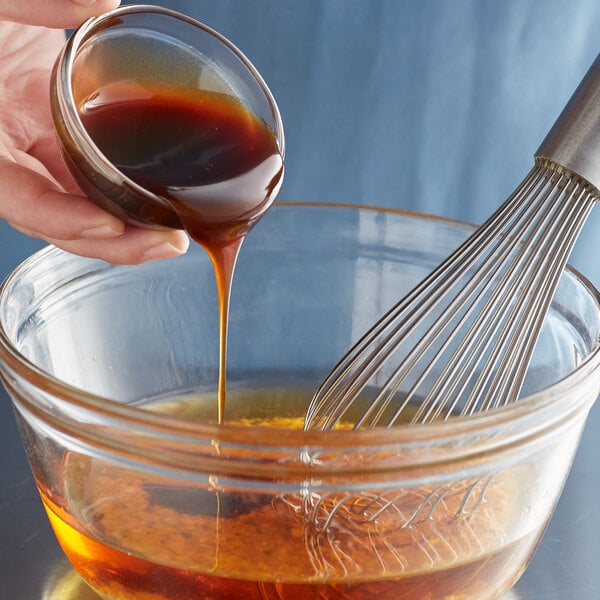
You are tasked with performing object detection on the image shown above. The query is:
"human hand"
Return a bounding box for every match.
[0,0,189,264]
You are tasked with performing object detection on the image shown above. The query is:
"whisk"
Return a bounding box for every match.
[305,54,600,431]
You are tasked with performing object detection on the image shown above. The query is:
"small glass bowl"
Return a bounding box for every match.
[50,4,284,229]
[1,203,599,599]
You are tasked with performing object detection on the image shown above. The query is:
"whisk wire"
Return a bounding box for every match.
[394,165,568,424]
[306,161,599,430]
[456,174,593,416]
[483,184,596,410]
[299,55,600,574]
[306,167,549,429]
[412,166,587,421]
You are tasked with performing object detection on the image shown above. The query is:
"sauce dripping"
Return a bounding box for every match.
[79,82,284,422]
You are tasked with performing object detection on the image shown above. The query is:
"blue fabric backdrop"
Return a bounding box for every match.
[2,0,600,286]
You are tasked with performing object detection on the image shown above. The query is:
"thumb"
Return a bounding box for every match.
[0,0,121,29]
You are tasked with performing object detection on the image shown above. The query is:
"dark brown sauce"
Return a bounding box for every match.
[79,83,284,422]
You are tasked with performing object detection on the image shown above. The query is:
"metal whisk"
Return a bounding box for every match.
[305,54,600,431]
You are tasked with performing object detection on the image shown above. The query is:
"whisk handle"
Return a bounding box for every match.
[537,53,600,194]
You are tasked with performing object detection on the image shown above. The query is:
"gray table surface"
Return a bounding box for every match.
[1,383,598,599]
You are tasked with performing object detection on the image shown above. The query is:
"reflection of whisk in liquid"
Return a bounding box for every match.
[277,474,508,581]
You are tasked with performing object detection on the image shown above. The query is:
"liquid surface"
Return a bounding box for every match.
[80,84,283,422]
[36,393,540,600]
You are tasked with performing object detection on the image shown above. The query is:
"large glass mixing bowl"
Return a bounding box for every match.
[1,203,599,600]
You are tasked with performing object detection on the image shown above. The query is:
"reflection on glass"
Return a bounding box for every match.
[44,563,102,600]
[43,561,527,600]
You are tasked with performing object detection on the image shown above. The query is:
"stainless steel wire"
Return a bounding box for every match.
[295,162,597,565]
[298,53,600,570]
[305,160,597,430]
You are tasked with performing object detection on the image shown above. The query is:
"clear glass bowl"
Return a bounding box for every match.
[1,203,599,600]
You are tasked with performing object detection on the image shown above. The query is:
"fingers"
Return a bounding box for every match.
[0,0,121,29]
[0,157,125,240]
[18,224,191,265]
[0,0,192,266]
[0,157,190,265]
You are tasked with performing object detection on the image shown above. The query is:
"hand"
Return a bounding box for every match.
[0,1,189,264]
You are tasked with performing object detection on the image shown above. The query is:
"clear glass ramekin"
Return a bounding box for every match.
[1,203,599,600]
[50,4,284,229]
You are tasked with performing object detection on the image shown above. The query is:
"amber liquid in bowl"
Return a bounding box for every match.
[34,391,541,600]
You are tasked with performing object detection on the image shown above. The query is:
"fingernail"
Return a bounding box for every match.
[143,241,188,261]
[71,0,97,7]
[80,224,123,239]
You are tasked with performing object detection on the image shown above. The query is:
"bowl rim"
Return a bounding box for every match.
[1,201,599,454]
